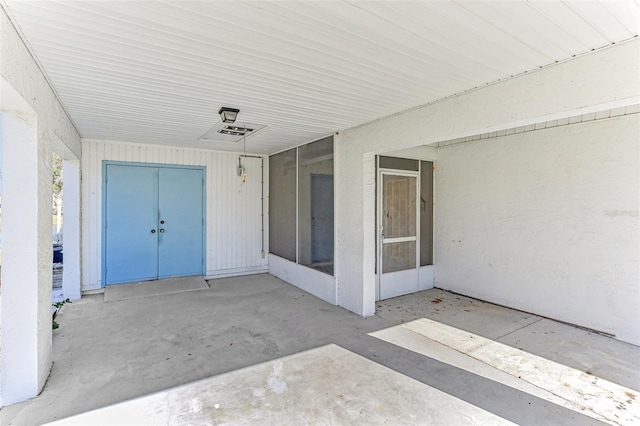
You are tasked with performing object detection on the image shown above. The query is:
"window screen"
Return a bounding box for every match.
[298,137,334,275]
[420,161,434,266]
[379,156,419,171]
[269,148,297,261]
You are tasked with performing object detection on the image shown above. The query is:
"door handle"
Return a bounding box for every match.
[159,229,165,233]
[151,229,156,234]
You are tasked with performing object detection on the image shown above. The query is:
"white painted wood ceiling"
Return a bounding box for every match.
[3,1,639,154]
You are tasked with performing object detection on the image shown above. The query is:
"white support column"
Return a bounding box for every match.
[0,109,53,406]
[361,152,376,316]
[61,159,81,300]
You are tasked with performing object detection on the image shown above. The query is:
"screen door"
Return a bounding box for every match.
[378,170,420,300]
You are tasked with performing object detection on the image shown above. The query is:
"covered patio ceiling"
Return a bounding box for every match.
[2,0,639,154]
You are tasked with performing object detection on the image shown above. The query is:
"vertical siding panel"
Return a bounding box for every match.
[253,158,258,266]
[157,146,164,164]
[245,157,250,266]
[92,142,104,287]
[88,141,96,288]
[215,152,221,271]
[208,151,214,273]
[248,156,252,266]
[223,154,228,269]
[113,143,120,161]
[104,142,112,162]
[205,152,211,272]
[241,162,246,268]
[206,152,212,272]
[218,153,223,270]
[252,157,258,266]
[238,155,244,268]
[163,147,170,164]
[263,156,269,265]
[245,159,250,267]
[89,142,97,287]
[81,142,91,288]
[253,157,258,266]
[214,153,217,271]
[249,161,253,266]
[209,152,216,272]
[232,154,236,268]
[222,153,227,270]
[248,159,253,267]
[244,156,249,267]
[231,155,237,269]
[223,153,229,270]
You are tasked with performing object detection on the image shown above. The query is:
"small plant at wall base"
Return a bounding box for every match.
[52,298,71,329]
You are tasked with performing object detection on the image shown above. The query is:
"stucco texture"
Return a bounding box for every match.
[434,114,640,345]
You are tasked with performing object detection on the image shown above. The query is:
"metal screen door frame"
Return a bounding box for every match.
[376,168,420,301]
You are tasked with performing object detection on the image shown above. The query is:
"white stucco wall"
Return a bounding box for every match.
[0,7,81,406]
[435,114,640,344]
[82,139,268,291]
[335,39,640,341]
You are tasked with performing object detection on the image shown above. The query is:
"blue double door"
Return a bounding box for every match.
[104,164,205,285]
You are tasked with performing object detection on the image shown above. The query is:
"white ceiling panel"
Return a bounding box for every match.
[2,0,638,154]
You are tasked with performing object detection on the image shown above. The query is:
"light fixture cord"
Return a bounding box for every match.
[242,128,247,183]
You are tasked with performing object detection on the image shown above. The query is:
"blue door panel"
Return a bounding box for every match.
[105,165,158,284]
[158,168,204,278]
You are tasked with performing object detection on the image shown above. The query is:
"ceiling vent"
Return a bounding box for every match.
[198,122,266,144]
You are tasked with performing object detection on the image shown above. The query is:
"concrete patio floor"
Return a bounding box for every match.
[1,274,638,425]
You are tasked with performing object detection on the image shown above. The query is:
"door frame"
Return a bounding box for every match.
[101,161,206,287]
[376,167,421,301]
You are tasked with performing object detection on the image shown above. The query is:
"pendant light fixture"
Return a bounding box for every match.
[218,107,240,124]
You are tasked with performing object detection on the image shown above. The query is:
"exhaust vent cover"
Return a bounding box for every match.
[198,122,266,144]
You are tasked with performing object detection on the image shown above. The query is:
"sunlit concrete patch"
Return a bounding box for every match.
[45,344,514,425]
[372,318,639,426]
[370,325,580,413]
